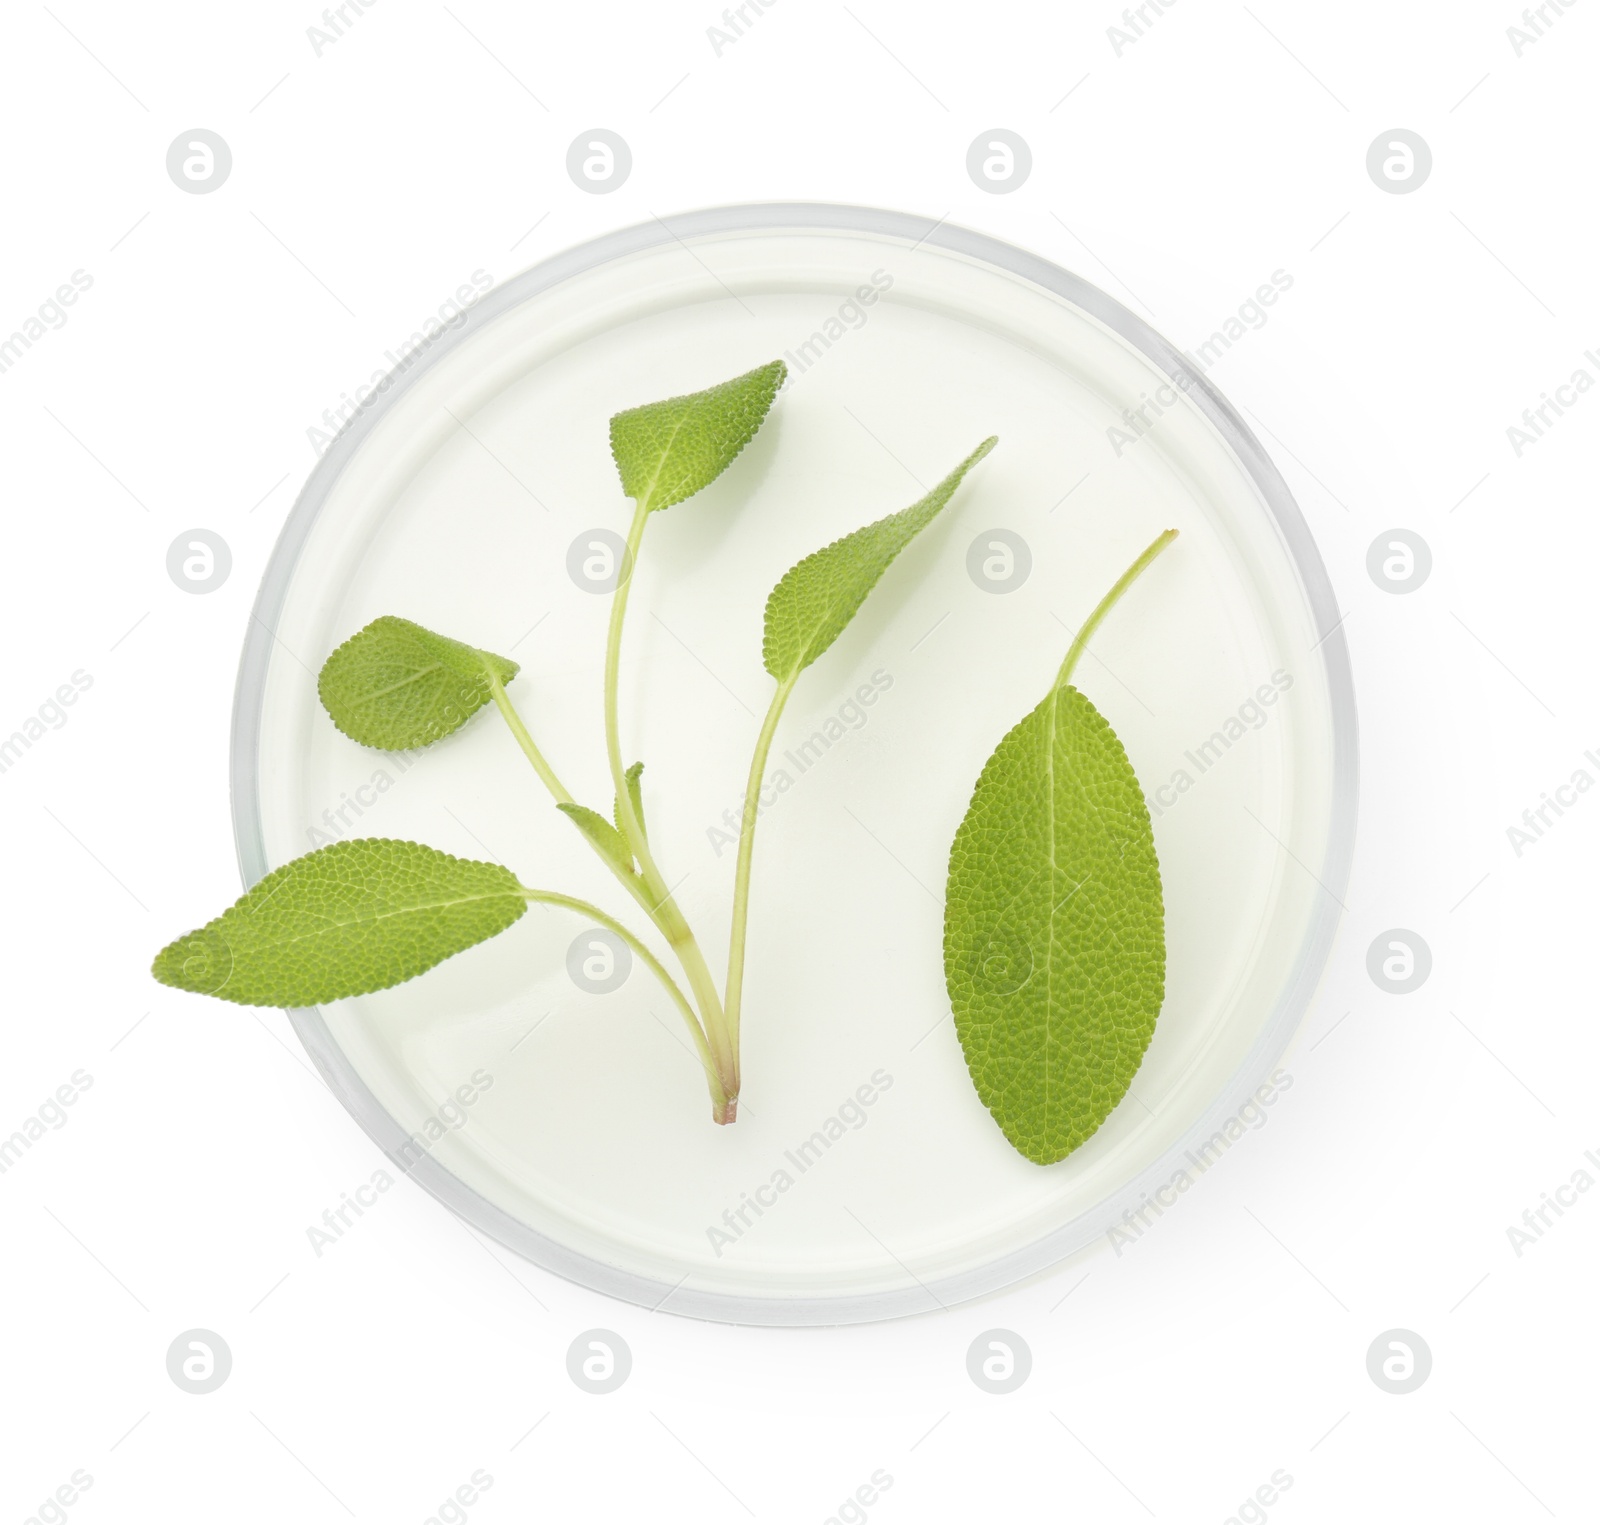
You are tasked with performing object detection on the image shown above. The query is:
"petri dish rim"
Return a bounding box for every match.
[230,202,1359,1326]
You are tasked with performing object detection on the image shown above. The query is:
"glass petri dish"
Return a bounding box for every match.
[233,204,1356,1325]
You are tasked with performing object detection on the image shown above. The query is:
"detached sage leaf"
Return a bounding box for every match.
[762,437,996,685]
[944,532,1176,1166]
[610,359,786,513]
[944,687,1164,1163]
[557,802,635,875]
[152,839,528,1007]
[319,616,518,750]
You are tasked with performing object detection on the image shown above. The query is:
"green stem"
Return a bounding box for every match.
[1056,529,1179,690]
[491,670,659,927]
[488,675,573,805]
[489,673,705,1053]
[520,886,728,1115]
[604,500,653,861]
[601,499,737,1115]
[492,665,716,1012]
[722,675,796,1070]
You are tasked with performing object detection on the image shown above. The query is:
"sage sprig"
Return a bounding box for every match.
[154,361,1000,1128]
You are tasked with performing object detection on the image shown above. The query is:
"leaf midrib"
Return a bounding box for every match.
[235,883,524,952]
[355,660,450,704]
[1043,689,1058,1133]
[634,408,692,512]
[778,521,903,679]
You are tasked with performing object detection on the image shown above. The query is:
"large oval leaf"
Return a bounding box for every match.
[152,839,528,1006]
[944,684,1165,1164]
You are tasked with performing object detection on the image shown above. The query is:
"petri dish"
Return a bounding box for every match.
[233,204,1356,1325]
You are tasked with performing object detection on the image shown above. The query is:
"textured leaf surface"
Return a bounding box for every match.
[615,761,646,843]
[763,437,996,683]
[609,360,785,512]
[318,617,518,751]
[151,839,527,1007]
[557,802,634,874]
[944,685,1165,1164]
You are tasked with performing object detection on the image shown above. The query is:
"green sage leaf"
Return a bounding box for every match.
[557,802,635,875]
[944,684,1165,1165]
[762,437,996,685]
[152,839,528,1007]
[615,761,646,844]
[318,616,518,751]
[609,359,786,513]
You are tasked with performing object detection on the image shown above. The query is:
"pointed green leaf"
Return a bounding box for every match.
[556,803,635,875]
[615,761,646,844]
[943,685,1166,1165]
[609,359,786,513]
[762,437,996,685]
[318,616,518,751]
[152,839,528,1007]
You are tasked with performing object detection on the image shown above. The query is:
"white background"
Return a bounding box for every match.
[1,1,1594,1520]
